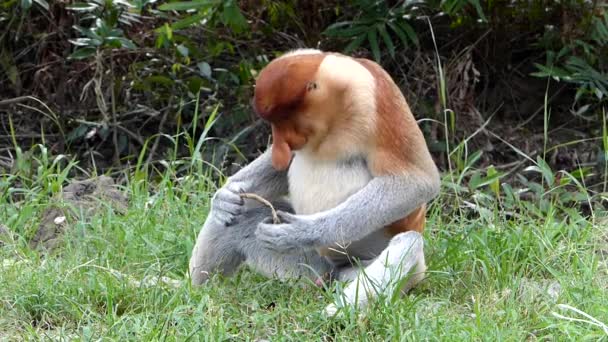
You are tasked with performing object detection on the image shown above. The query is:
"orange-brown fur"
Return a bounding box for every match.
[355,58,435,235]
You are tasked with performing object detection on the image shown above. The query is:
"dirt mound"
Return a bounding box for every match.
[29,176,128,251]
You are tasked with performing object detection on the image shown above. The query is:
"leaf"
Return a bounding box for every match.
[530,63,570,80]
[158,0,218,11]
[535,157,555,186]
[33,0,48,10]
[468,0,486,22]
[324,21,367,37]
[170,13,206,30]
[144,75,175,87]
[121,37,137,49]
[220,1,248,33]
[68,38,101,47]
[68,47,97,60]
[387,21,409,47]
[397,20,418,46]
[197,61,212,78]
[486,165,500,197]
[324,21,353,32]
[343,33,366,54]
[66,2,98,11]
[186,76,205,94]
[177,44,189,57]
[66,124,90,143]
[368,28,380,62]
[378,24,395,58]
[20,0,31,9]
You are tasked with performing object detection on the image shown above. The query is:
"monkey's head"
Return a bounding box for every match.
[253,51,350,170]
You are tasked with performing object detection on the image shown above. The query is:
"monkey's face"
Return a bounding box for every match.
[253,53,344,170]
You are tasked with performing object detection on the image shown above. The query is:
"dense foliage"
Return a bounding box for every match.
[0,0,606,214]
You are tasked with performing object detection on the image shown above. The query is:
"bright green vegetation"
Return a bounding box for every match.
[0,164,606,340]
[1,0,607,340]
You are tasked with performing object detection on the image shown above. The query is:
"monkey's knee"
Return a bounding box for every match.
[189,247,243,285]
[189,222,243,285]
[189,201,293,285]
[389,231,426,293]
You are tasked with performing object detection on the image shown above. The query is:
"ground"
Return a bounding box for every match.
[0,173,606,341]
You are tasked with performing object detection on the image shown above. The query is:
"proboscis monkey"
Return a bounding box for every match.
[189,49,440,315]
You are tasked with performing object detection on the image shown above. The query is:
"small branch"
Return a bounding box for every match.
[0,96,32,107]
[109,52,120,166]
[145,100,172,166]
[239,193,280,224]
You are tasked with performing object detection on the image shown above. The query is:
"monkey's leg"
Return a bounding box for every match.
[190,201,333,285]
[238,203,333,281]
[324,231,426,316]
[189,214,245,285]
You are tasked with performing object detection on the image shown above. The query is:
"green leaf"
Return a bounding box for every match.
[468,0,486,22]
[68,47,97,60]
[33,0,48,10]
[20,0,31,9]
[368,29,380,62]
[144,75,175,87]
[68,38,101,47]
[343,34,366,54]
[486,165,500,197]
[158,0,218,11]
[397,20,418,46]
[524,157,555,186]
[177,44,189,57]
[324,21,367,37]
[378,24,395,58]
[220,1,248,33]
[115,37,137,49]
[170,13,206,30]
[197,61,212,78]
[324,21,353,32]
[387,22,409,47]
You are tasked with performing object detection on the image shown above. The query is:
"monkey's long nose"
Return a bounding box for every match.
[270,124,292,171]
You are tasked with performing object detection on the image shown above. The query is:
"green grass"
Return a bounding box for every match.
[0,169,606,341]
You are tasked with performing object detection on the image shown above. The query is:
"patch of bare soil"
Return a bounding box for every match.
[29,175,128,251]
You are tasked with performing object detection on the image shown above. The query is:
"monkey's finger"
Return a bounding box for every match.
[255,224,285,243]
[214,201,242,217]
[260,216,276,225]
[274,210,299,222]
[214,188,243,206]
[211,210,236,226]
[226,181,247,196]
[255,224,301,252]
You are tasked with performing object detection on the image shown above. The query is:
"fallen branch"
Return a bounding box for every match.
[239,193,280,224]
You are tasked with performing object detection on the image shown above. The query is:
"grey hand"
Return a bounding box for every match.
[210,181,247,226]
[255,211,319,253]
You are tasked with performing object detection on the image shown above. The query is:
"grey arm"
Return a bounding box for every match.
[313,174,439,246]
[225,148,289,201]
[255,171,440,251]
[210,147,289,226]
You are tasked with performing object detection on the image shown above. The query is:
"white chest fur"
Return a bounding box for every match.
[287,152,372,215]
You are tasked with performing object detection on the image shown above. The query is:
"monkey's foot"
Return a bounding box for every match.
[314,269,336,288]
[324,303,339,316]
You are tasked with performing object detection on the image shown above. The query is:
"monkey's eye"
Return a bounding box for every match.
[306,82,318,91]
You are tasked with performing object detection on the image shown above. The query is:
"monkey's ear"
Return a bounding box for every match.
[270,124,292,171]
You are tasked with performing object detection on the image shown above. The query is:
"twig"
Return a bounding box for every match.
[239,193,280,224]
[109,52,120,166]
[514,85,566,130]
[145,100,172,166]
[0,96,32,106]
